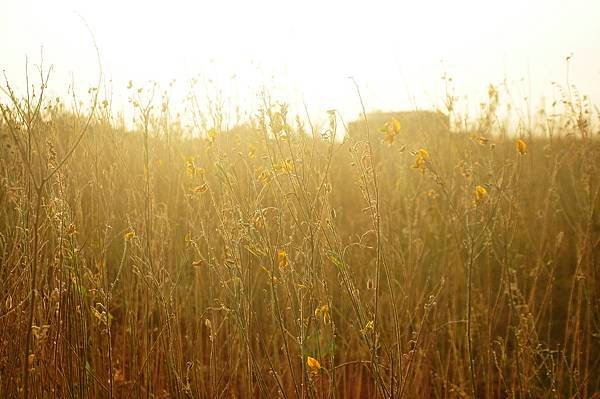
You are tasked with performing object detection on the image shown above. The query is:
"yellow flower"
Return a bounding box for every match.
[412,148,429,173]
[379,117,401,145]
[123,230,136,241]
[516,138,527,155]
[476,136,489,145]
[390,117,401,134]
[475,185,488,204]
[278,249,289,268]
[306,356,321,372]
[192,184,208,194]
[417,148,429,158]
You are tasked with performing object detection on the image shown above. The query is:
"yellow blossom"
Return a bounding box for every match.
[412,148,429,173]
[417,148,429,158]
[476,136,489,145]
[278,250,289,268]
[306,356,321,372]
[379,117,401,145]
[192,184,208,194]
[123,230,136,241]
[475,185,488,204]
[516,138,527,155]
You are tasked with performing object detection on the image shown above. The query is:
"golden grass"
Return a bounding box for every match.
[0,71,598,398]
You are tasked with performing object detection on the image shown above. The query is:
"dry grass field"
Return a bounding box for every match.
[0,71,598,398]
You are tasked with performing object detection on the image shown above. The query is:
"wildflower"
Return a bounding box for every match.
[192,184,208,194]
[379,117,401,145]
[278,250,289,268]
[516,138,527,155]
[412,148,429,173]
[476,136,489,145]
[306,356,321,372]
[124,230,136,241]
[475,185,488,204]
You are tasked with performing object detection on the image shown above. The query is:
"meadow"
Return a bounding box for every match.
[0,70,598,398]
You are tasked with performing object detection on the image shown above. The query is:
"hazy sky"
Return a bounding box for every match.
[2,0,599,123]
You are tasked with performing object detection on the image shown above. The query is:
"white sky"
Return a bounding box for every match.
[1,0,599,124]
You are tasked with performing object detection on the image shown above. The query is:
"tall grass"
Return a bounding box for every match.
[0,67,598,398]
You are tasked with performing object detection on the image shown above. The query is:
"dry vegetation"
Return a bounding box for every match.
[0,67,599,398]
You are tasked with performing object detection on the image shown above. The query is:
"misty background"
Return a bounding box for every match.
[2,0,599,126]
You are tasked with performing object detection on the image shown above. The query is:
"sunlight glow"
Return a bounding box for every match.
[2,0,599,121]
